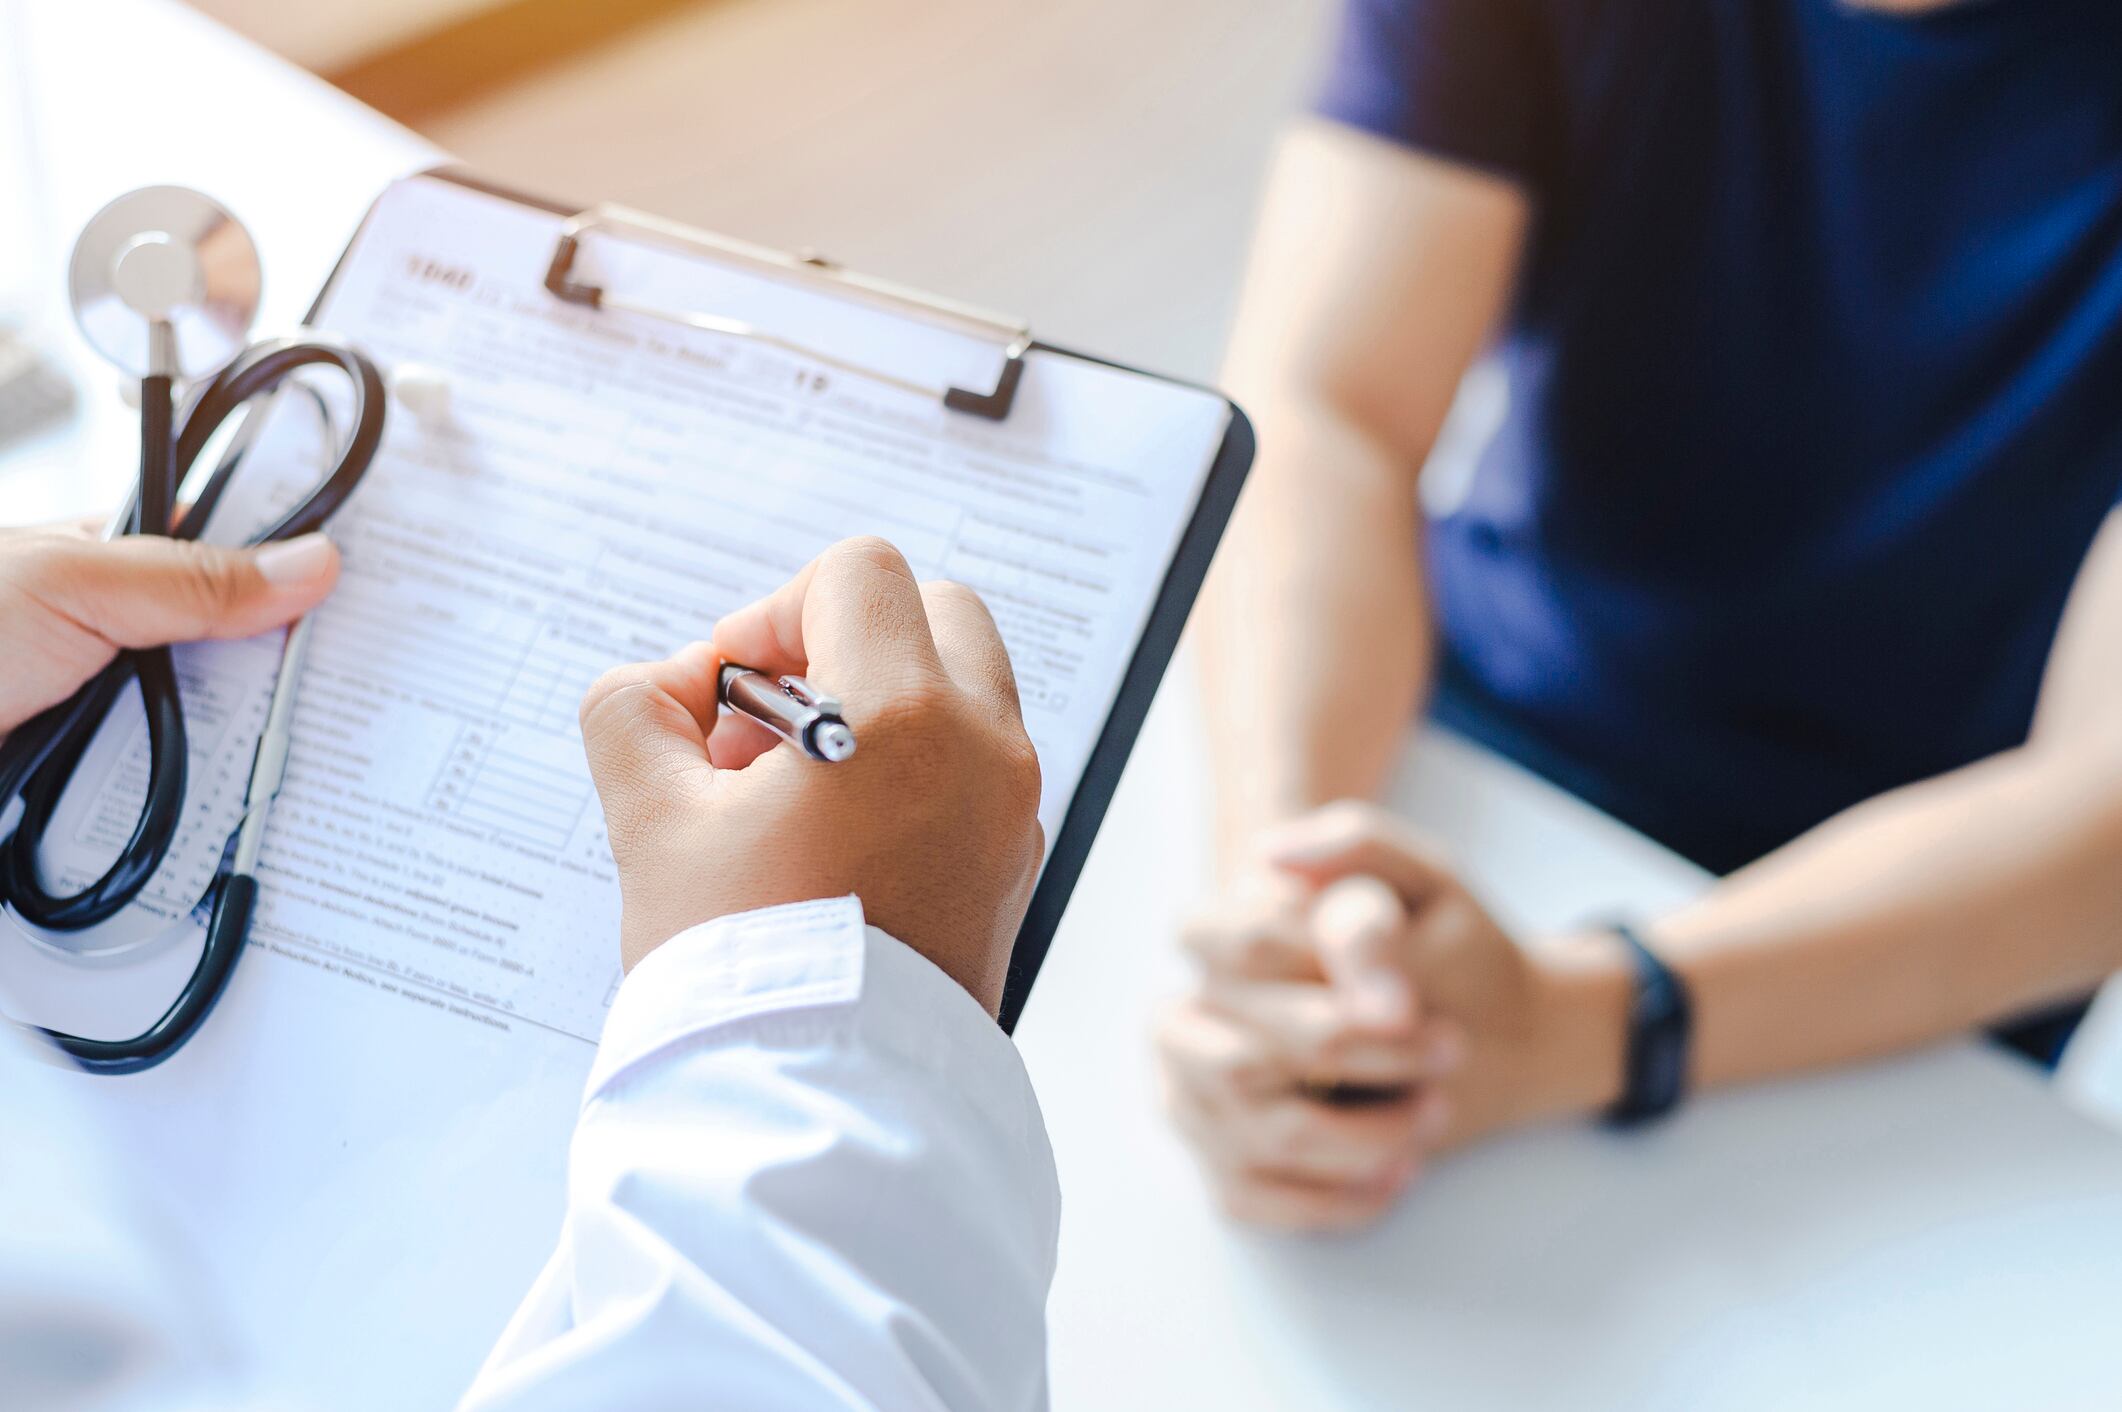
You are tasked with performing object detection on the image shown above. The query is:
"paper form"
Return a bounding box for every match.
[1,173,1231,1046]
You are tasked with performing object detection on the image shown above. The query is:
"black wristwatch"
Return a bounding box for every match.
[1602,921,1692,1128]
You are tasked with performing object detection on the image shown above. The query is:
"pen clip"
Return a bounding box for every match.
[777,675,843,716]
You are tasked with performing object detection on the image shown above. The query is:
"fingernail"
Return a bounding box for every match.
[256,533,336,586]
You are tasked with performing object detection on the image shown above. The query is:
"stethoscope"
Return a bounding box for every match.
[0,186,387,1074]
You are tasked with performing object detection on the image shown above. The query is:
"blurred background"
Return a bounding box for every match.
[183,0,1333,383]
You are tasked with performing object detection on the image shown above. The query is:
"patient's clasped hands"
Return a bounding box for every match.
[1159,802,1631,1230]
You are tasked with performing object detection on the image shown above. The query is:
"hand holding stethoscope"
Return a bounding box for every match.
[0,187,387,1073]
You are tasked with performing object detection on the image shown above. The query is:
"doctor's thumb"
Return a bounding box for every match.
[55,532,341,649]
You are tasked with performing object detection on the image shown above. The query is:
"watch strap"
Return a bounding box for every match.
[1602,921,1692,1128]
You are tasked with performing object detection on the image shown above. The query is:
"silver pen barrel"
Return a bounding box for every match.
[718,664,857,762]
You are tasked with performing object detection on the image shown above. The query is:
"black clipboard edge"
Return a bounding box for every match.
[314,166,1257,1034]
[1000,385,1252,1030]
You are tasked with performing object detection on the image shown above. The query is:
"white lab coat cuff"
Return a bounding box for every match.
[588,897,1043,1144]
[587,896,868,1100]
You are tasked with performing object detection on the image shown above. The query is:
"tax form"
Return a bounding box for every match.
[3,172,1234,1052]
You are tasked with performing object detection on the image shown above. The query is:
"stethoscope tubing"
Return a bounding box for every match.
[0,335,385,1072]
[0,377,191,931]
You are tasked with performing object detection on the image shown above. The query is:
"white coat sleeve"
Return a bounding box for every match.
[457,895,1061,1412]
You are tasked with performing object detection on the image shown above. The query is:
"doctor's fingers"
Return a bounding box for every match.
[711,537,943,696]
[580,642,723,824]
[14,530,342,648]
[918,580,1024,720]
[704,710,782,770]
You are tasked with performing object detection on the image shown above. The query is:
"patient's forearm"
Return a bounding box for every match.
[1196,123,1526,865]
[1645,738,2122,1090]
[1198,395,1431,857]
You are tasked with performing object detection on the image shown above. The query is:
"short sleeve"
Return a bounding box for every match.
[1313,0,1559,188]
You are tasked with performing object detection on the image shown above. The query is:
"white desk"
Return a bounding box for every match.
[9,5,2122,1409]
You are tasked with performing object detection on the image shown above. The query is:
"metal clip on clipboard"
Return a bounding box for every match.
[543,204,1032,421]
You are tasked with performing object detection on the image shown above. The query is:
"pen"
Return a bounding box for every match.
[718,664,858,762]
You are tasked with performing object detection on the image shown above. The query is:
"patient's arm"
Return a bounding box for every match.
[1157,511,2122,1208]
[1200,119,1528,858]
[1626,506,2122,1090]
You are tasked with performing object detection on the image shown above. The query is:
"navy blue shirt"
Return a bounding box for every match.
[1320,0,2122,874]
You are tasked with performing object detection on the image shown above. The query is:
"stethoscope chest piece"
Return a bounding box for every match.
[68,185,262,380]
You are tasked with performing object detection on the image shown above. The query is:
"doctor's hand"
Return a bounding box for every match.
[0,519,340,733]
[580,536,1045,1014]
[1157,802,1629,1230]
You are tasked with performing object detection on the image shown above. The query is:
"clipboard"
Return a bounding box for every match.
[306,167,1255,1032]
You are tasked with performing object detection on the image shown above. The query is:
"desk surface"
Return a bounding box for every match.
[1027,697,2122,1411]
[9,5,2122,1409]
